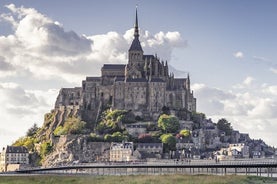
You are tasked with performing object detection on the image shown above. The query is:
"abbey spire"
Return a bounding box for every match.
[134,6,139,38]
[129,7,143,52]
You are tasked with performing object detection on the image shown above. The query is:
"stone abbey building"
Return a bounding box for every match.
[55,9,196,123]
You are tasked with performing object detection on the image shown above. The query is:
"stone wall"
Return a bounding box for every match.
[0,164,29,172]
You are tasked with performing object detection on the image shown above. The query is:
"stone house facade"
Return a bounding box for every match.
[0,146,29,165]
[109,142,134,162]
[0,146,29,172]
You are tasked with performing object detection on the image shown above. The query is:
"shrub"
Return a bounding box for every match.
[179,129,190,138]
[104,132,128,142]
[87,133,104,142]
[40,141,52,158]
[53,126,66,136]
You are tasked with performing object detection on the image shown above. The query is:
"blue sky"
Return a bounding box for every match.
[0,0,276,148]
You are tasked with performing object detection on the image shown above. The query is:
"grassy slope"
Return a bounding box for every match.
[0,175,276,184]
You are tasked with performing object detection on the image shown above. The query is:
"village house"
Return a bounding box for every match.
[109,142,134,162]
[0,146,29,172]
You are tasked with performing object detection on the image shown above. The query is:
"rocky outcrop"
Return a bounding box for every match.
[39,105,81,141]
[43,135,110,167]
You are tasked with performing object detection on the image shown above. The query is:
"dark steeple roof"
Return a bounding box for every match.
[129,7,143,52]
[129,37,143,51]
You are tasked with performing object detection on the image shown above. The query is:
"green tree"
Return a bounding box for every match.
[96,109,128,134]
[158,114,180,133]
[26,123,39,137]
[160,134,176,151]
[217,118,233,136]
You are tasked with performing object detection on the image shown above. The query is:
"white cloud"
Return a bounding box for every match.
[233,51,244,59]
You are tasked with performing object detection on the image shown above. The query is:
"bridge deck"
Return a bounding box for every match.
[16,160,277,177]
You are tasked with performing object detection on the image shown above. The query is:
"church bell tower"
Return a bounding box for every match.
[126,7,144,79]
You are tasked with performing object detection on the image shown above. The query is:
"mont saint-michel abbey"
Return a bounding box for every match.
[55,9,196,122]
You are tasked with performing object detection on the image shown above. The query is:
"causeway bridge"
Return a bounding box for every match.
[15,159,277,177]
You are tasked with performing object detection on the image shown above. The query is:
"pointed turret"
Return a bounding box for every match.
[186,73,191,91]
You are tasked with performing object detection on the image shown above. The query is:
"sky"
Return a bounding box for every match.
[0,0,276,148]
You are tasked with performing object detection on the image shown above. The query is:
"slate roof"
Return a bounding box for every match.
[86,77,101,81]
[5,146,28,153]
[125,78,148,82]
[102,64,126,70]
[143,55,155,60]
[129,37,143,51]
[150,78,165,82]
